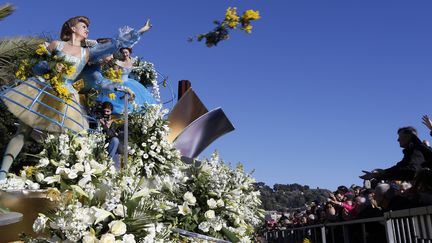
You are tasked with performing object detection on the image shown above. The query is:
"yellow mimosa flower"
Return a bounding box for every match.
[242,10,261,21]
[50,75,58,83]
[224,7,240,29]
[56,85,70,96]
[23,166,34,177]
[242,25,253,33]
[43,73,51,80]
[66,66,76,77]
[35,44,49,56]
[104,68,123,83]
[108,93,116,100]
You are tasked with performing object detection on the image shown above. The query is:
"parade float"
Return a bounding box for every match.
[0,4,263,242]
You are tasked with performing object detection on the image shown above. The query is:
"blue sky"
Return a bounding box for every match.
[2,1,432,190]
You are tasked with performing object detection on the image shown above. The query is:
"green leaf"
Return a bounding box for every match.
[0,37,45,86]
[70,185,89,198]
[222,227,240,243]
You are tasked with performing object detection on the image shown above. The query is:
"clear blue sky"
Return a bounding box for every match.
[2,1,432,190]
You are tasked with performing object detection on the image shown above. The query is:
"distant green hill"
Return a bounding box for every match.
[254,182,331,211]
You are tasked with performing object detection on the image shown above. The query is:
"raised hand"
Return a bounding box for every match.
[422,115,432,131]
[138,19,152,34]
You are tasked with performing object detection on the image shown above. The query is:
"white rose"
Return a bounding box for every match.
[200,163,211,174]
[113,204,127,217]
[122,234,136,243]
[32,214,48,232]
[92,207,112,224]
[239,236,252,243]
[44,175,60,184]
[204,210,215,220]
[27,181,40,190]
[212,220,223,231]
[67,171,78,180]
[198,221,210,232]
[72,163,85,172]
[100,233,115,243]
[177,202,191,215]
[35,173,45,182]
[217,199,225,207]
[207,198,217,209]
[38,158,49,167]
[109,220,127,236]
[82,234,98,243]
[183,192,196,206]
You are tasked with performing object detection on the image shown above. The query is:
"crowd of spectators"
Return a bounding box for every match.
[265,119,432,231]
[265,178,432,231]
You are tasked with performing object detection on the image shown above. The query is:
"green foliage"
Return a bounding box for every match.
[0,37,45,86]
[254,182,330,211]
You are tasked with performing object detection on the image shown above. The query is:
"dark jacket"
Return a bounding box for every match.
[378,137,432,181]
[101,120,119,139]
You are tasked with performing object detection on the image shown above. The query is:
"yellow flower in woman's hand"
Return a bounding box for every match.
[43,73,50,80]
[35,44,49,56]
[56,85,70,97]
[66,66,76,77]
[104,68,123,83]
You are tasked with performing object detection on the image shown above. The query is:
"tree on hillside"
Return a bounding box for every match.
[255,182,331,211]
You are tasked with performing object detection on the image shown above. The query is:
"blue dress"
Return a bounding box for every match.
[96,66,157,115]
[0,27,141,133]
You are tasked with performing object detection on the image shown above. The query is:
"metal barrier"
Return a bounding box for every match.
[264,206,432,243]
[385,205,432,243]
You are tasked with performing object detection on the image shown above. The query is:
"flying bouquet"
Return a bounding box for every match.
[193,7,261,47]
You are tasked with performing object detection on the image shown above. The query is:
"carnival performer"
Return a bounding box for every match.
[0,16,152,179]
[98,47,157,114]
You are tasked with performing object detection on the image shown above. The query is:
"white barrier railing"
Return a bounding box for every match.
[264,206,432,243]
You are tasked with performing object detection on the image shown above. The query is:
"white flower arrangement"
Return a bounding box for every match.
[130,58,161,102]
[2,105,263,242]
[166,153,264,242]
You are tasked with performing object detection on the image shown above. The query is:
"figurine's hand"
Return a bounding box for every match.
[138,19,152,34]
[123,87,136,100]
[55,63,65,72]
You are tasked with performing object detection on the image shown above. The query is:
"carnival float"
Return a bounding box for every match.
[0,4,263,243]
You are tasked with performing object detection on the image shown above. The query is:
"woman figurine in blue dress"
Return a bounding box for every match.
[96,47,157,115]
[0,16,152,179]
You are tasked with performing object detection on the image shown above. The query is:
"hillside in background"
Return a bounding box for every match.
[254,182,331,211]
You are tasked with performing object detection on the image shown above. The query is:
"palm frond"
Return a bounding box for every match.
[123,201,164,239]
[0,4,15,21]
[0,37,45,85]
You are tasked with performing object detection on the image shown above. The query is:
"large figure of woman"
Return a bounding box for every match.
[0,16,151,179]
[96,47,157,114]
